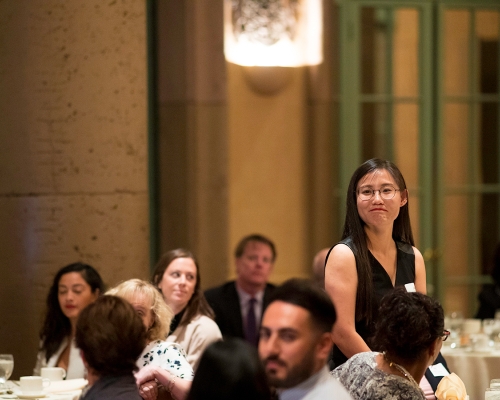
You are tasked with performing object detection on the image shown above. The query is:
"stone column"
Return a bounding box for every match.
[0,1,150,377]
[155,0,229,287]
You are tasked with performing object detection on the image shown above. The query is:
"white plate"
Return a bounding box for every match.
[16,393,46,399]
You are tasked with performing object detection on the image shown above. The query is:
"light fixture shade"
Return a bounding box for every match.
[224,0,323,67]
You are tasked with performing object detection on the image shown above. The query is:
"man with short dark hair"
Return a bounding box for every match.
[258,279,352,400]
[205,234,276,345]
[76,295,147,400]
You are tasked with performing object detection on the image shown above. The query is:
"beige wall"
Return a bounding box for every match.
[227,64,309,281]
[0,1,149,378]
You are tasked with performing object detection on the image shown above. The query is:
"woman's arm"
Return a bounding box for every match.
[135,366,191,400]
[413,247,427,294]
[325,244,371,359]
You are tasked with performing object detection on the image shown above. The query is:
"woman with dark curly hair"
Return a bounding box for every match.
[34,262,104,378]
[331,288,447,400]
[152,249,221,370]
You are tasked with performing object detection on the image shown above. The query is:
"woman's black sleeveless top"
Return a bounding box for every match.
[330,237,415,368]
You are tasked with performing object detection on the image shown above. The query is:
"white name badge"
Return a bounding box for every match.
[405,283,416,292]
[429,363,449,377]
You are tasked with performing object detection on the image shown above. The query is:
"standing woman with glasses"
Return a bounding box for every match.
[325,158,426,368]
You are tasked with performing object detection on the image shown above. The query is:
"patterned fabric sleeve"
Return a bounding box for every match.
[139,340,194,381]
[331,352,426,400]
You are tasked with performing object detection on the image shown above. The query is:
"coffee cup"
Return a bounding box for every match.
[19,376,50,394]
[40,367,66,381]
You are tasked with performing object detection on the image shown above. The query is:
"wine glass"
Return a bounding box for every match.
[0,354,14,389]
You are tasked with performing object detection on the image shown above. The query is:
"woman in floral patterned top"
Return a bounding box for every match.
[107,279,194,400]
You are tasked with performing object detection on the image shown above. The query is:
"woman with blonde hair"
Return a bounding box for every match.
[107,279,193,400]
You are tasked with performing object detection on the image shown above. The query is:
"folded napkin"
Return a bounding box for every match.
[45,378,88,393]
[436,373,468,400]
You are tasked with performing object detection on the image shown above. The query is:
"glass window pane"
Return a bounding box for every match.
[442,193,482,317]
[476,10,499,94]
[444,195,471,279]
[394,103,419,183]
[361,7,390,94]
[443,104,470,185]
[444,10,471,96]
[480,102,499,184]
[393,9,419,97]
[393,102,420,242]
[361,102,389,160]
[481,193,500,276]
[445,285,474,318]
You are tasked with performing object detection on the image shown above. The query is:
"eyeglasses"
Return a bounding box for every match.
[357,185,400,201]
[441,330,450,341]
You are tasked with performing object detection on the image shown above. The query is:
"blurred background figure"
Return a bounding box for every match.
[186,338,271,400]
[76,295,146,400]
[312,248,330,289]
[476,242,500,319]
[107,279,193,400]
[34,262,104,379]
[332,288,446,400]
[152,249,221,370]
[205,234,276,346]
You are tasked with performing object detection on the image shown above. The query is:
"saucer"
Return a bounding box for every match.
[16,392,46,399]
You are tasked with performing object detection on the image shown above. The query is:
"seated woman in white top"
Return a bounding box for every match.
[151,249,222,370]
[107,279,194,400]
[34,262,104,379]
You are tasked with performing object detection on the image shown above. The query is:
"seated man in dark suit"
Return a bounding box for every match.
[205,234,276,346]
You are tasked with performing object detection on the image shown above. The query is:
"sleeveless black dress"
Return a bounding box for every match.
[328,237,415,368]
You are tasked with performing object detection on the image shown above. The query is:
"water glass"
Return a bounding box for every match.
[0,354,14,389]
[484,319,496,334]
[491,379,500,388]
[485,387,500,399]
[447,311,464,333]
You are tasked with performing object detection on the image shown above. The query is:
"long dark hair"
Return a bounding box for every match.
[152,249,215,326]
[39,262,105,362]
[186,338,271,400]
[342,158,414,324]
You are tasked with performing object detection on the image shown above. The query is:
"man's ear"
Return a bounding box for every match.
[316,332,334,361]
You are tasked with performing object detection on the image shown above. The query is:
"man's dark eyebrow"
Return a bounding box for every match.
[277,327,299,335]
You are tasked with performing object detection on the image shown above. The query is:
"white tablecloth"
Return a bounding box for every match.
[442,347,500,400]
[0,379,85,400]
